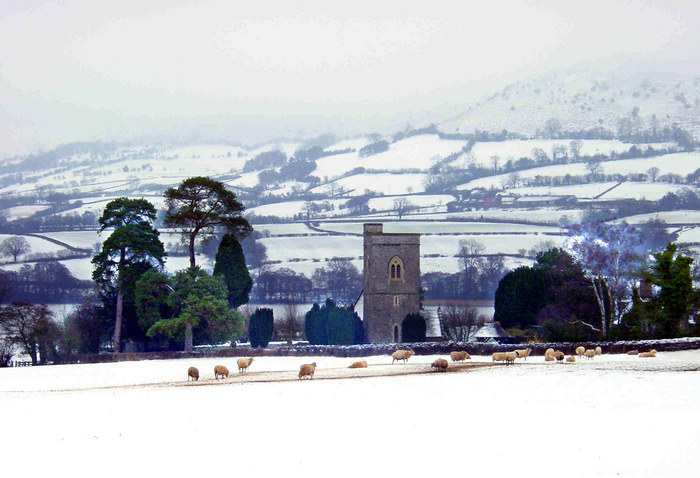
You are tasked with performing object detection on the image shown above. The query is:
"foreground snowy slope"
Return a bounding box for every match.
[1,351,699,477]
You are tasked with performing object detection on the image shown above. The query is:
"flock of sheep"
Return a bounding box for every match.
[184,346,660,382]
[187,357,319,381]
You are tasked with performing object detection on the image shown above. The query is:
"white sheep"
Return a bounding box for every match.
[514,348,532,361]
[545,348,555,358]
[575,346,585,358]
[349,360,368,369]
[639,349,657,358]
[237,357,254,374]
[392,349,414,364]
[584,349,596,359]
[492,352,506,362]
[504,351,517,365]
[595,346,603,356]
[298,362,317,379]
[431,358,448,372]
[214,365,229,380]
[450,351,471,362]
[545,354,555,362]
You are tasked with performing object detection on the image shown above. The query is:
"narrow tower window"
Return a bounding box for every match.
[389,256,404,282]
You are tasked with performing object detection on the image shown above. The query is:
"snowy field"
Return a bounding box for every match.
[1,350,699,476]
[458,152,700,191]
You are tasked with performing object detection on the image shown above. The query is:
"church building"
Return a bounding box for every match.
[362,223,421,343]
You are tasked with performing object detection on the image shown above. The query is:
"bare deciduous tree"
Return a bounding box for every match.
[277,301,302,344]
[393,197,415,220]
[441,304,485,342]
[0,236,31,263]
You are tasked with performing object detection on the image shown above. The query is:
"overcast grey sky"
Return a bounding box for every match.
[1,0,698,158]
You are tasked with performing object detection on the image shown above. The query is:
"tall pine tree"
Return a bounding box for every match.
[213,234,252,308]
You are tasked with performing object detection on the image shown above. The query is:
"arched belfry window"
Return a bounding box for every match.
[389,256,405,283]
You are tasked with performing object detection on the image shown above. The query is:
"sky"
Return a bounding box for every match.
[0,0,698,158]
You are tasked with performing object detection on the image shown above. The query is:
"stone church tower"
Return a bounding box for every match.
[363,223,421,343]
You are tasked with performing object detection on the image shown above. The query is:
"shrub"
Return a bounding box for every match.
[249,308,274,348]
[401,313,426,343]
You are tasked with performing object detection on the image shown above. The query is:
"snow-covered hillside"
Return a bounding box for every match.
[441,67,700,139]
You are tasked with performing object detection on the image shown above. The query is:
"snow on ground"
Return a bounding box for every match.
[461,139,647,168]
[676,227,700,244]
[0,233,69,255]
[260,233,563,265]
[614,210,700,226]
[458,152,700,191]
[1,204,50,220]
[254,223,324,236]
[366,194,455,211]
[315,221,561,235]
[508,182,615,199]
[261,236,363,262]
[312,135,467,181]
[311,172,428,196]
[421,233,566,256]
[38,230,105,248]
[597,182,689,201]
[1,351,699,476]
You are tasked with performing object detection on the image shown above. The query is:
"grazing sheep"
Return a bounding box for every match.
[566,356,576,363]
[492,352,507,362]
[504,351,517,365]
[187,366,199,381]
[575,346,585,358]
[626,350,640,355]
[545,354,556,362]
[584,349,596,359]
[595,346,602,356]
[349,360,368,369]
[298,362,317,379]
[514,348,532,361]
[554,351,565,362]
[450,351,471,362]
[214,365,229,380]
[237,357,254,374]
[392,349,414,364]
[431,358,449,372]
[545,348,555,357]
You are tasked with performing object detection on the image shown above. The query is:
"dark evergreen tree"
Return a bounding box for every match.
[304,299,363,345]
[213,234,252,308]
[401,313,426,343]
[249,308,274,348]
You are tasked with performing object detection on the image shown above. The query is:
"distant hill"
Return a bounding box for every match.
[440,66,700,140]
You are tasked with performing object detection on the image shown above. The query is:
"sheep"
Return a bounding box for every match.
[492,352,507,362]
[392,349,414,364]
[566,356,576,363]
[349,360,368,369]
[626,350,640,355]
[237,357,254,374]
[545,348,555,357]
[450,351,471,362]
[298,362,317,379]
[595,346,603,356]
[554,351,565,362]
[584,349,596,359]
[514,348,532,361]
[639,349,657,358]
[431,358,448,372]
[575,346,585,358]
[187,366,199,381]
[214,365,229,380]
[545,354,556,362]
[504,351,517,365]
